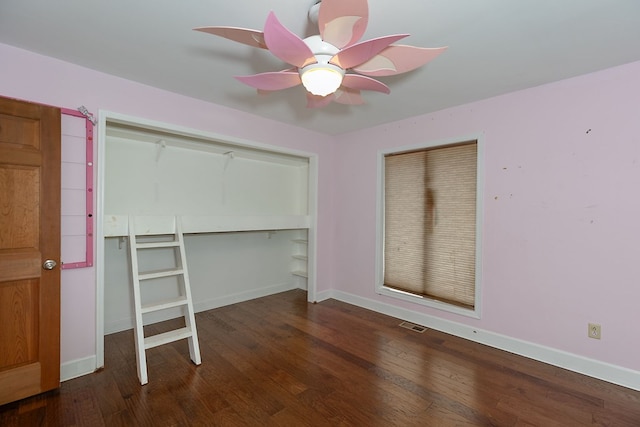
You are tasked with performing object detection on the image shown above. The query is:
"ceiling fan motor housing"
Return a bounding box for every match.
[308,0,322,25]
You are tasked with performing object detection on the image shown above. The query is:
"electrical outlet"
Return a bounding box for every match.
[588,323,601,340]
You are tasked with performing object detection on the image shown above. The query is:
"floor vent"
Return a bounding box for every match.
[399,321,427,333]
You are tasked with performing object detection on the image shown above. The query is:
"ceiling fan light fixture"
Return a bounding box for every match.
[300,63,344,96]
[299,35,343,96]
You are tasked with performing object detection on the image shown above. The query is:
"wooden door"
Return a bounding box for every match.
[0,96,61,405]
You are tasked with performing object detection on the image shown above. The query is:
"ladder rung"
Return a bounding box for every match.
[292,255,308,261]
[138,268,184,280]
[144,327,193,350]
[141,297,189,314]
[136,241,180,249]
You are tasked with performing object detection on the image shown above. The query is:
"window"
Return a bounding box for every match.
[377,138,482,317]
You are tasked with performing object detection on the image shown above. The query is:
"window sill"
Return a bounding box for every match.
[377,285,481,319]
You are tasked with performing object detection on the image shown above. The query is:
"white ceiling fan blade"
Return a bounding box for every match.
[306,92,335,108]
[353,45,448,77]
[342,74,390,94]
[235,71,302,91]
[330,34,408,70]
[334,88,365,105]
[194,26,266,49]
[318,0,369,48]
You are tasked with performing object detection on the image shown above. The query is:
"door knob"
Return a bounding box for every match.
[43,259,57,270]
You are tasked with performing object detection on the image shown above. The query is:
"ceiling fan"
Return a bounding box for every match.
[195,0,446,108]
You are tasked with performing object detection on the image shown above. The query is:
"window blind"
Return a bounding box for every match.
[384,142,477,309]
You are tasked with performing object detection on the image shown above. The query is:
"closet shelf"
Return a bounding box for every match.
[104,214,310,237]
[291,236,308,282]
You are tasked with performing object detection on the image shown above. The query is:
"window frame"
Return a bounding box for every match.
[375,134,484,319]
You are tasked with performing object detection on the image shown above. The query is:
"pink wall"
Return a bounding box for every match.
[334,60,640,372]
[0,42,336,365]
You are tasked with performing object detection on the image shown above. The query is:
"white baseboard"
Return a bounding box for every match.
[328,290,640,392]
[105,282,297,335]
[313,289,333,303]
[193,282,297,313]
[105,318,135,335]
[61,355,97,382]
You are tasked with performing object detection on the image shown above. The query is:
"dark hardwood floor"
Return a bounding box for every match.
[2,289,639,426]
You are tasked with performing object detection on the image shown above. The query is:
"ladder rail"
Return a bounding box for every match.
[128,215,149,385]
[176,217,202,365]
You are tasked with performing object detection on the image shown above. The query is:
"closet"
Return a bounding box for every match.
[98,114,316,340]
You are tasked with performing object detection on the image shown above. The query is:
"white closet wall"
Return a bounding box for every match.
[102,122,312,334]
[105,132,308,216]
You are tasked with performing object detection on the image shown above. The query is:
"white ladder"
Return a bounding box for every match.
[128,216,201,385]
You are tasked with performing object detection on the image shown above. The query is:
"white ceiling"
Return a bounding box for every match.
[1,0,640,135]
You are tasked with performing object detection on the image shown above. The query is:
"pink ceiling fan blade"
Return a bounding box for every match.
[342,74,390,94]
[306,93,335,108]
[263,12,316,68]
[330,34,408,69]
[318,0,369,49]
[353,45,448,77]
[334,88,365,105]
[194,26,267,49]
[235,71,302,91]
